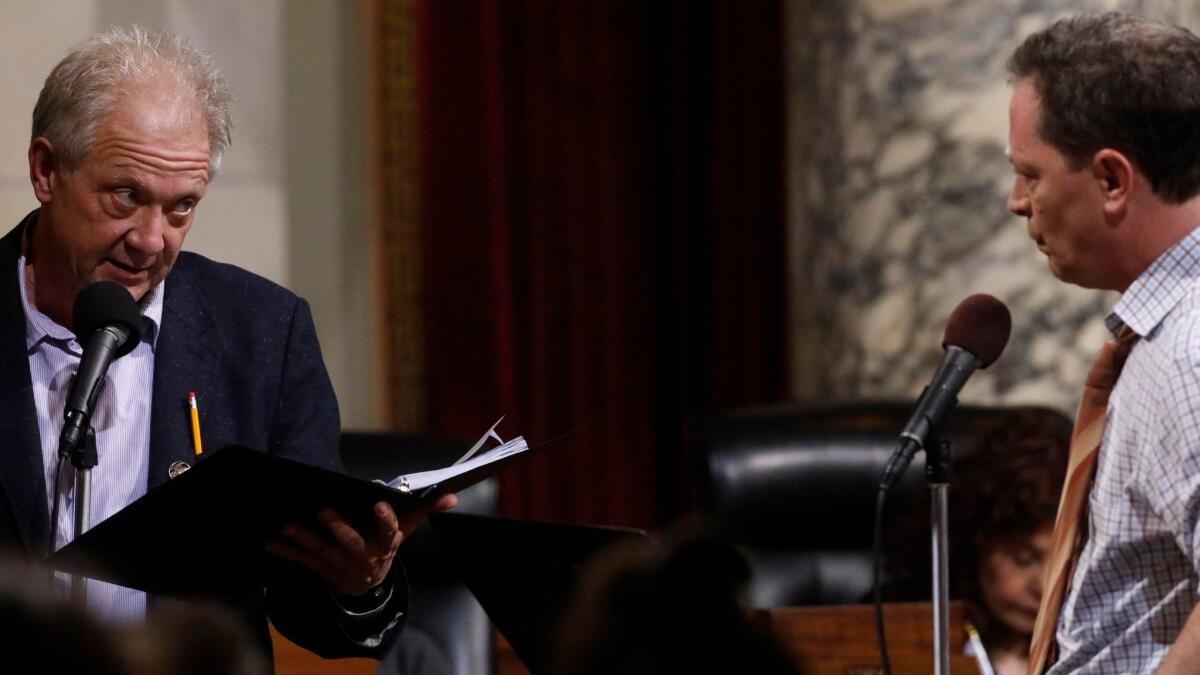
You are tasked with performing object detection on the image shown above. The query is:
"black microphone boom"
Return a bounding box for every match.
[57,281,143,458]
[879,294,1012,490]
[880,345,982,489]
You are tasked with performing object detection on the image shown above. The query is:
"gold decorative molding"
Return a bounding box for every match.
[371,0,425,431]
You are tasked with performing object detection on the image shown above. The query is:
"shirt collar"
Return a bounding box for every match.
[1109,226,1200,338]
[18,255,164,352]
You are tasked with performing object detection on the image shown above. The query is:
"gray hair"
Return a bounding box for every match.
[32,25,233,177]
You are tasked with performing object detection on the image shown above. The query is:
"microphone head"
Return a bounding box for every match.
[73,281,143,358]
[942,294,1011,368]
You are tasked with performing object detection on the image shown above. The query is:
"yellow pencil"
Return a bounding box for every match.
[188,391,204,456]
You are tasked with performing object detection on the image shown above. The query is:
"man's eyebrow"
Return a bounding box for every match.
[101,174,206,202]
[103,174,149,189]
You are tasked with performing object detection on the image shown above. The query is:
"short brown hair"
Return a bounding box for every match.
[1008,12,1200,203]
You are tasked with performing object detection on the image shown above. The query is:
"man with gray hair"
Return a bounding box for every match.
[1007,12,1200,674]
[0,25,453,658]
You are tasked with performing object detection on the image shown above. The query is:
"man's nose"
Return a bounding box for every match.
[125,209,167,256]
[1008,177,1031,217]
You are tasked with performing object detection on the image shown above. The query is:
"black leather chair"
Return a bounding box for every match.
[695,401,1059,608]
[340,432,497,675]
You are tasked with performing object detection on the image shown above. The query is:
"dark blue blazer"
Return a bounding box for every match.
[0,213,404,658]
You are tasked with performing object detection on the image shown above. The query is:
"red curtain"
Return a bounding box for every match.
[416,0,786,528]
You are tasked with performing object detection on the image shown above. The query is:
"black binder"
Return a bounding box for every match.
[46,444,532,599]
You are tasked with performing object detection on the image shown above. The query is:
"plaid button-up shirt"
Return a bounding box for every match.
[1049,227,1200,673]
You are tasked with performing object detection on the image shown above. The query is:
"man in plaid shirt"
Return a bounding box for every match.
[1007,12,1200,674]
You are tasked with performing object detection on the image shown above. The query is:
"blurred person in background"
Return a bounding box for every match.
[550,531,800,675]
[0,559,126,674]
[118,600,270,675]
[888,408,1071,675]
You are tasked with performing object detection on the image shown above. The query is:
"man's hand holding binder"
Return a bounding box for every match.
[264,418,519,598]
[266,492,458,598]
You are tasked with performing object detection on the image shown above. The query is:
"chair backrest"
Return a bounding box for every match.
[695,401,1054,607]
[340,432,497,675]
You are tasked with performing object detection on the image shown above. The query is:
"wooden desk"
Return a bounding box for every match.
[494,602,979,675]
[755,602,979,675]
[270,626,377,675]
[496,632,532,675]
[269,602,980,674]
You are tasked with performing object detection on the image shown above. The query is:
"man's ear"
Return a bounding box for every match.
[1092,148,1134,220]
[28,137,59,204]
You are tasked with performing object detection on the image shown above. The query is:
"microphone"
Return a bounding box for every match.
[879,294,1012,490]
[57,281,143,458]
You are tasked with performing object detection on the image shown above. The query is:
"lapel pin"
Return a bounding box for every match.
[168,461,191,479]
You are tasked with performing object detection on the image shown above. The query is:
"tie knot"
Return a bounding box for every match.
[1085,324,1138,390]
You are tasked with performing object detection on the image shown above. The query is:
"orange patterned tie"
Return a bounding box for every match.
[1028,325,1138,674]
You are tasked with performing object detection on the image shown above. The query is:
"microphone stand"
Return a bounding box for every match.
[926,436,952,675]
[66,425,98,606]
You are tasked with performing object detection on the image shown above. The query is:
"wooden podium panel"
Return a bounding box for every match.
[494,602,978,675]
[755,602,979,675]
[270,625,376,675]
[497,632,532,675]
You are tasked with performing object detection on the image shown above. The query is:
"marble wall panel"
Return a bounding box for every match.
[787,0,1198,413]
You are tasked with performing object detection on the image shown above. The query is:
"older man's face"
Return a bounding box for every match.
[32,91,210,308]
